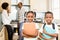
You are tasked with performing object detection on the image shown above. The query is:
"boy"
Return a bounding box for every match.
[21,11,39,40]
[16,2,25,23]
[17,2,25,39]
[39,11,59,40]
[1,2,13,40]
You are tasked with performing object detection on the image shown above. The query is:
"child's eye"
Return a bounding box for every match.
[28,16,30,18]
[49,17,52,18]
[46,17,52,18]
[28,16,34,18]
[31,16,33,18]
[46,17,48,18]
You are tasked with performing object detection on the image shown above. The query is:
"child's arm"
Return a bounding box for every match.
[39,32,47,39]
[39,32,52,40]
[22,30,32,37]
[22,30,27,37]
[43,29,58,37]
[39,32,44,38]
[23,29,38,37]
[47,33,58,37]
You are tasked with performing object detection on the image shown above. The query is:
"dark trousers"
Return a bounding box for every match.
[5,25,13,40]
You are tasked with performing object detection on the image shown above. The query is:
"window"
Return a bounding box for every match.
[23,0,30,5]
[10,6,17,20]
[10,0,30,20]
[52,0,60,19]
[11,0,17,5]
[49,0,60,19]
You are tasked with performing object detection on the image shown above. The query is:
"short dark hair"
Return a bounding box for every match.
[45,11,53,17]
[18,2,23,5]
[26,11,36,17]
[1,2,9,9]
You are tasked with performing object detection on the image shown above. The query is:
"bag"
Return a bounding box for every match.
[23,23,38,37]
[43,23,58,40]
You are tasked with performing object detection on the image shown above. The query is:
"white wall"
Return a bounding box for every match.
[49,0,60,19]
[30,0,60,20]
[30,0,48,12]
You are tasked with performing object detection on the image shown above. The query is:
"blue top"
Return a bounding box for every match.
[42,26,56,39]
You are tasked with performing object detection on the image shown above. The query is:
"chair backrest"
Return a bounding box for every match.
[0,26,8,40]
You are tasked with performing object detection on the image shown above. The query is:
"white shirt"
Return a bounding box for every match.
[39,23,59,40]
[2,9,11,25]
[17,7,25,23]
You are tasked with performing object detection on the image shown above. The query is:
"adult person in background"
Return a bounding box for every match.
[16,2,25,23]
[16,2,25,40]
[1,2,13,40]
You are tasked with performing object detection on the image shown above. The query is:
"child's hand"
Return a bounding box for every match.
[37,37,41,40]
[43,29,48,35]
[44,38,49,40]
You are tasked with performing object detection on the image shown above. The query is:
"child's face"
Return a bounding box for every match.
[45,13,53,24]
[26,13,35,22]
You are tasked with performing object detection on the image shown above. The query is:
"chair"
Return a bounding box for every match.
[0,25,8,40]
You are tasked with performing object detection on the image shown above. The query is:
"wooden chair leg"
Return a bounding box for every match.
[4,27,8,40]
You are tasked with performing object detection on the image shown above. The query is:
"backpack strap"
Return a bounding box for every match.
[43,23,46,29]
[52,23,58,40]
[52,23,55,29]
[43,23,55,29]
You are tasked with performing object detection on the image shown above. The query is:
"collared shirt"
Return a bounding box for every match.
[16,7,25,23]
[2,9,11,25]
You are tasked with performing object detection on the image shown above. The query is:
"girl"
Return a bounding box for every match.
[21,11,39,40]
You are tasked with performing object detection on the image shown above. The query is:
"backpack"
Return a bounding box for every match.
[43,23,58,40]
